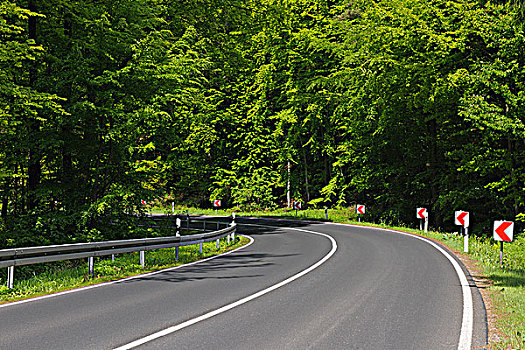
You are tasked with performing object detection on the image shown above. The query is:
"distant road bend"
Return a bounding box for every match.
[0,218,487,350]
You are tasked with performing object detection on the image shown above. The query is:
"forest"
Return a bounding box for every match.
[1,0,524,247]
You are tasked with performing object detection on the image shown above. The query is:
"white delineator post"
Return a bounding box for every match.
[88,257,94,277]
[464,228,469,253]
[231,213,236,243]
[7,266,14,289]
[175,218,181,260]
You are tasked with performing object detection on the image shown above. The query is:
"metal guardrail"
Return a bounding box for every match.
[1,216,237,289]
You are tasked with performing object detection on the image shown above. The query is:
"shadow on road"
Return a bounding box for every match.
[120,251,300,284]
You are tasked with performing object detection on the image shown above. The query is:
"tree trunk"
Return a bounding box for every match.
[1,180,8,217]
[287,161,291,208]
[27,0,41,211]
[61,11,74,210]
[302,150,310,202]
[427,117,441,227]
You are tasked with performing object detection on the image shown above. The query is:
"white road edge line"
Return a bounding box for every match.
[113,225,338,350]
[0,235,255,309]
[329,222,473,350]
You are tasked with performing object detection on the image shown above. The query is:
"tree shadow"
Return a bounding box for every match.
[120,252,300,284]
[236,217,326,231]
[489,270,525,289]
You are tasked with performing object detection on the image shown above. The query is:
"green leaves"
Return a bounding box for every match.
[2,0,525,246]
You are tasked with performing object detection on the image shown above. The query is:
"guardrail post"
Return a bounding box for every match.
[227,234,230,244]
[111,254,115,262]
[199,242,203,254]
[216,238,220,249]
[88,257,94,277]
[7,266,14,289]
[140,251,145,268]
[203,220,206,231]
[186,210,190,230]
[175,247,179,261]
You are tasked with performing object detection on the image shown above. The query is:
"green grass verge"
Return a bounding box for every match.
[156,205,524,349]
[0,236,249,303]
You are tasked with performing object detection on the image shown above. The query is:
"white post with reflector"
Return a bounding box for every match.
[455,211,470,253]
[140,250,145,268]
[417,208,428,233]
[175,218,181,260]
[175,218,181,237]
[494,220,514,266]
[7,266,14,289]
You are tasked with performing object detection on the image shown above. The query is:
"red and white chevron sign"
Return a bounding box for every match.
[141,199,147,206]
[356,205,365,215]
[455,211,469,228]
[213,199,221,208]
[416,208,428,219]
[494,221,514,242]
[293,202,302,210]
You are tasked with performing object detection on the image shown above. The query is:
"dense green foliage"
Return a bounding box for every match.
[1,0,524,247]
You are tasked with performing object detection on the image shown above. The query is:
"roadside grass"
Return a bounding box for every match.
[157,205,524,349]
[0,236,249,303]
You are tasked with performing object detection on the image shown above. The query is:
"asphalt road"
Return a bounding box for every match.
[0,219,487,349]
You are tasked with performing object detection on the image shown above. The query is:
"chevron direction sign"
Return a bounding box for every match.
[293,201,302,210]
[455,211,469,228]
[213,199,222,208]
[493,221,514,242]
[417,208,428,219]
[356,205,365,215]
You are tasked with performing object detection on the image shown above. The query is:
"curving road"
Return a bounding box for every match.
[0,219,487,349]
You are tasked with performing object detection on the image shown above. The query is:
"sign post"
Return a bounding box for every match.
[417,208,428,233]
[293,201,302,216]
[455,211,470,253]
[356,205,365,222]
[324,206,328,221]
[213,199,222,214]
[494,220,514,266]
